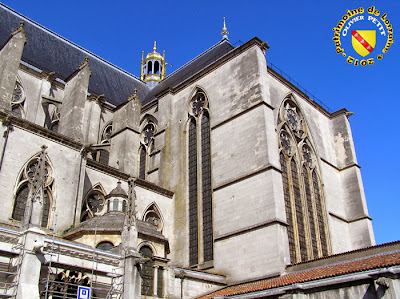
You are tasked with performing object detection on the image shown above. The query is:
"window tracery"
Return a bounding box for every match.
[188,89,213,266]
[80,185,106,222]
[101,122,113,144]
[11,81,25,118]
[12,154,54,228]
[278,96,330,263]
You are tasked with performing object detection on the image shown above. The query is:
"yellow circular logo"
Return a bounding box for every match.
[333,6,394,66]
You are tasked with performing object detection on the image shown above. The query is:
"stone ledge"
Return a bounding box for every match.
[214,218,287,242]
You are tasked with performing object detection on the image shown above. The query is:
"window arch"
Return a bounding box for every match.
[139,246,154,296]
[80,184,106,222]
[138,121,156,180]
[12,152,54,228]
[187,89,213,266]
[143,203,164,232]
[278,96,330,263]
[96,241,114,251]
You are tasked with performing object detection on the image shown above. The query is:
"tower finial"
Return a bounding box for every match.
[221,17,229,40]
[153,41,157,52]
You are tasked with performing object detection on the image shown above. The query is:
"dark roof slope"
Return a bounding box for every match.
[142,39,235,105]
[0,4,149,106]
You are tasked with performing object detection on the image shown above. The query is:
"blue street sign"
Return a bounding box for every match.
[77,286,91,299]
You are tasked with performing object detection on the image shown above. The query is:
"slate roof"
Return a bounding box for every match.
[0,4,236,109]
[0,4,149,106]
[198,242,400,298]
[64,211,167,242]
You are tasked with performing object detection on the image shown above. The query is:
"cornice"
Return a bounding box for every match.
[143,37,268,109]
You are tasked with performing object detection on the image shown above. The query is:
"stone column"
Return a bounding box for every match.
[58,58,91,143]
[0,22,26,112]
[73,146,89,226]
[85,96,103,144]
[153,265,159,296]
[109,91,141,175]
[16,227,46,299]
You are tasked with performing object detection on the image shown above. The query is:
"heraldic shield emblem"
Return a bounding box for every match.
[352,30,376,57]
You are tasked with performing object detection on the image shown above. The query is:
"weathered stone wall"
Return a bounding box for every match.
[0,126,81,232]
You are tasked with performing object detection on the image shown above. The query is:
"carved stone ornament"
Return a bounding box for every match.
[302,144,315,168]
[191,93,206,116]
[101,122,113,144]
[143,123,155,145]
[284,103,305,138]
[12,82,25,104]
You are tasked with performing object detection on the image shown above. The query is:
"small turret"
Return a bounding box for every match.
[140,41,166,89]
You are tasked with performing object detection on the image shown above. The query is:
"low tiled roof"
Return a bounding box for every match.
[199,250,400,298]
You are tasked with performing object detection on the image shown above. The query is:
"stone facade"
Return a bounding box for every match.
[0,4,391,299]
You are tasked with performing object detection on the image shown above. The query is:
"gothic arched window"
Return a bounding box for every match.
[11,81,25,118]
[143,203,163,232]
[138,122,155,180]
[80,185,106,222]
[278,97,330,264]
[188,90,213,266]
[12,153,54,228]
[139,246,154,296]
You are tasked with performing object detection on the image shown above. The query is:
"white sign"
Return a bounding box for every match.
[77,286,91,299]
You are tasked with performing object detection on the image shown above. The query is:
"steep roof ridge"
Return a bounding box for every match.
[165,38,234,80]
[0,3,143,83]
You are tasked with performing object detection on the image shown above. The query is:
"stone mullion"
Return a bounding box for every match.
[287,156,301,263]
[153,265,158,297]
[309,168,323,258]
[312,171,329,256]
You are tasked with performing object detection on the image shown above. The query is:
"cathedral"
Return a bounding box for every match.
[0,3,399,298]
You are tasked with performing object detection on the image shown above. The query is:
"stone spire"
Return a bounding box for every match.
[221,17,229,40]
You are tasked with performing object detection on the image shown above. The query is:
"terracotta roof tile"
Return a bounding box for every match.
[199,251,400,298]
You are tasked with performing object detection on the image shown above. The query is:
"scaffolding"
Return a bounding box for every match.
[38,222,124,299]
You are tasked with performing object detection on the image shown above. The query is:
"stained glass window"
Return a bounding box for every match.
[201,113,213,262]
[188,91,214,266]
[140,246,154,296]
[139,146,146,180]
[278,98,329,263]
[12,155,53,228]
[188,118,198,266]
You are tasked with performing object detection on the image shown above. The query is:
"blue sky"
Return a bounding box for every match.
[2,0,399,245]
